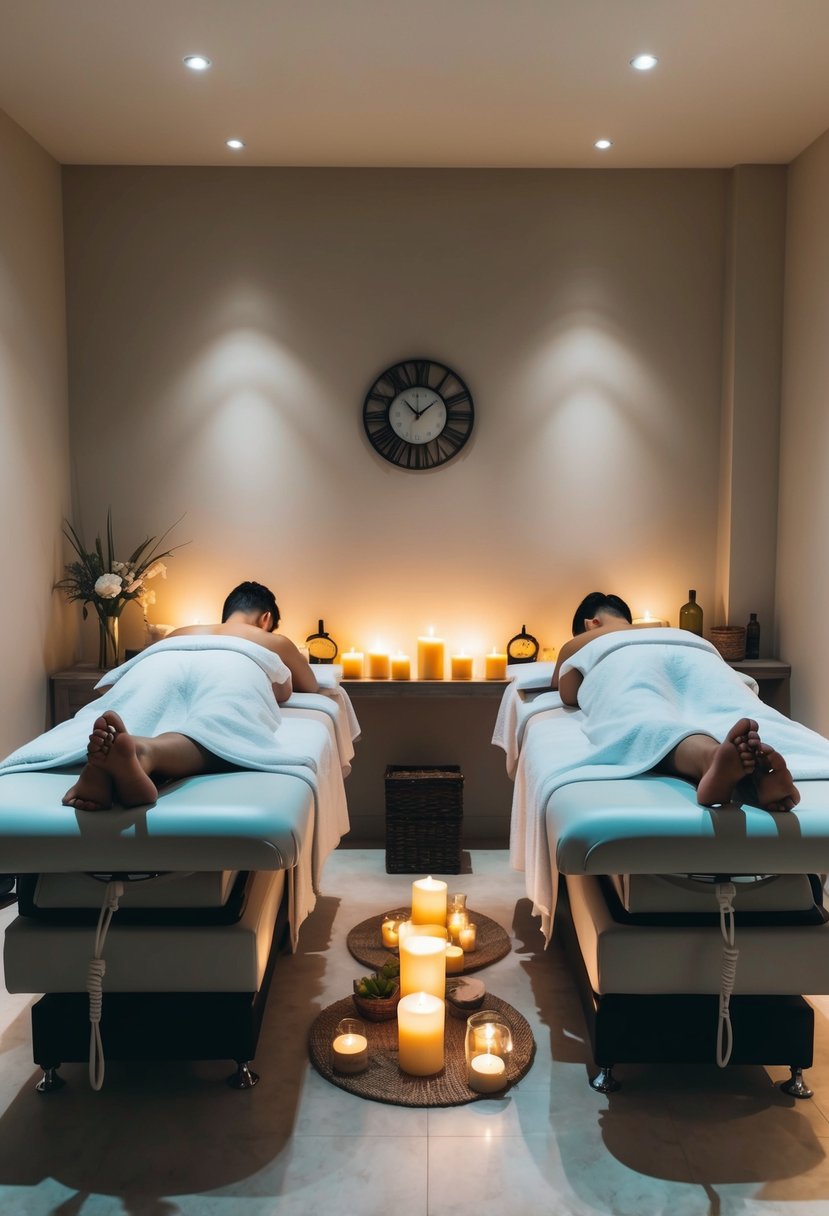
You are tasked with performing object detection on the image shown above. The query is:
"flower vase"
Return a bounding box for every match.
[97,614,120,670]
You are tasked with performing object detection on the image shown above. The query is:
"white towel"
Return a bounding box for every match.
[0,635,316,775]
[511,627,829,943]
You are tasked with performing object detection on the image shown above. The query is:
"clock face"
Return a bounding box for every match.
[363,358,474,470]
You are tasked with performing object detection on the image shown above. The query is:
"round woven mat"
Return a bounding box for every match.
[308,993,535,1106]
[346,907,510,974]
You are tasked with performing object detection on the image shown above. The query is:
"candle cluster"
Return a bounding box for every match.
[336,875,509,1090]
[340,632,508,681]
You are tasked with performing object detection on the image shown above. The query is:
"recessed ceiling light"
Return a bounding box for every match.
[630,53,658,71]
[183,54,212,71]
[226,139,245,150]
[594,139,613,150]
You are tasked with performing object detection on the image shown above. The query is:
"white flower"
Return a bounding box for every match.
[138,588,157,610]
[144,561,167,580]
[94,573,123,599]
[112,561,130,575]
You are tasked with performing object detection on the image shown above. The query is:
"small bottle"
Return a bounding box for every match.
[679,589,704,636]
[745,613,760,660]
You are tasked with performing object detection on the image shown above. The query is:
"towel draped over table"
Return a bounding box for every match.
[507,627,829,943]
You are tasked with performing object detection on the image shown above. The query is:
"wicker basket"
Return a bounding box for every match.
[384,765,464,874]
[710,626,747,661]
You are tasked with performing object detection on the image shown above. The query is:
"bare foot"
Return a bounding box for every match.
[87,711,159,807]
[63,762,115,812]
[696,718,759,807]
[751,743,800,813]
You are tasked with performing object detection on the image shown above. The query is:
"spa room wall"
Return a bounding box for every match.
[62,166,729,655]
[777,126,829,731]
[0,109,71,759]
[60,164,734,841]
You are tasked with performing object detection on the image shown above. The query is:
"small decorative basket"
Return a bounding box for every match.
[710,626,747,662]
[352,983,401,1022]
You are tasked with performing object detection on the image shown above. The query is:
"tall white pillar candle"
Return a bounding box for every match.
[411,875,447,925]
[399,935,447,998]
[397,992,445,1075]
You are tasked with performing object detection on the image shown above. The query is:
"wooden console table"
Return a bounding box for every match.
[50,665,105,726]
[728,659,791,716]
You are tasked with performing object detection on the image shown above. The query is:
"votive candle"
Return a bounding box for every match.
[468,1052,506,1093]
[447,909,469,943]
[458,923,477,953]
[381,914,404,949]
[331,1025,369,1074]
[397,991,445,1076]
[411,876,448,925]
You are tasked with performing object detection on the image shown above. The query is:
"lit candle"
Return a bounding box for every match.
[445,943,465,975]
[391,653,411,680]
[368,649,390,679]
[399,935,447,999]
[331,1020,369,1074]
[450,652,474,680]
[633,611,668,627]
[381,913,404,949]
[468,1053,506,1093]
[458,923,477,953]
[447,909,469,943]
[397,991,445,1075]
[485,649,508,680]
[341,648,364,679]
[417,629,445,680]
[402,922,448,940]
[411,875,448,925]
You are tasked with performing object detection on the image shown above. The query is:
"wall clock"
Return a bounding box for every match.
[362,358,474,470]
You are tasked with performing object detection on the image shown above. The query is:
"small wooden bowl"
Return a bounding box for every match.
[352,984,401,1022]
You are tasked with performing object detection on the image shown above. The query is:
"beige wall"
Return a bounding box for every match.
[0,110,71,756]
[778,129,829,730]
[62,166,729,662]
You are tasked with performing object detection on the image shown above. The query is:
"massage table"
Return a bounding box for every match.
[494,645,829,1096]
[0,644,358,1093]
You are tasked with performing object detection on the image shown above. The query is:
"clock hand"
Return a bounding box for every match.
[404,398,419,416]
[418,400,435,415]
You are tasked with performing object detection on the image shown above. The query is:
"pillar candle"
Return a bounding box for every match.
[417,632,445,680]
[397,991,445,1075]
[485,649,508,680]
[399,935,447,998]
[341,649,364,679]
[411,875,447,925]
[445,944,465,975]
[391,653,411,680]
[368,650,390,679]
[450,653,474,680]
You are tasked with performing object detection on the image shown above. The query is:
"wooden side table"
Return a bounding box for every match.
[50,666,105,726]
[728,659,791,716]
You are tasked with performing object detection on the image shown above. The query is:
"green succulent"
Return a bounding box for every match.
[354,969,399,999]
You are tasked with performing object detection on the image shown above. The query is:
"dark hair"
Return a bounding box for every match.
[221,581,280,630]
[571,592,632,636]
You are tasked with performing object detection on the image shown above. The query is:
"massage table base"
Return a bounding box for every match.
[555,878,815,1096]
[27,879,290,1093]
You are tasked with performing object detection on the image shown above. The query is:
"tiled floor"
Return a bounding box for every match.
[2,849,829,1215]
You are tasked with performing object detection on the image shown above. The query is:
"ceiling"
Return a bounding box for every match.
[1,0,828,169]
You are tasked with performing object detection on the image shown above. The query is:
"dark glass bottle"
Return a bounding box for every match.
[745,613,760,660]
[679,589,703,636]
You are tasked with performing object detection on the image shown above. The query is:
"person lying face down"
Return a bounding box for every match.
[170,579,319,700]
[551,590,800,815]
[62,579,319,813]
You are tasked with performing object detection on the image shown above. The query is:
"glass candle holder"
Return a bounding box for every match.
[331,1017,369,1074]
[447,908,469,944]
[465,1010,512,1093]
[458,922,477,953]
[448,893,467,914]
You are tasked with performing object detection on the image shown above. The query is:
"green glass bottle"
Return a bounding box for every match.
[679,589,703,636]
[746,613,760,660]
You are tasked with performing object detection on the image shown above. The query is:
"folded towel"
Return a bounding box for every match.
[507,661,556,691]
